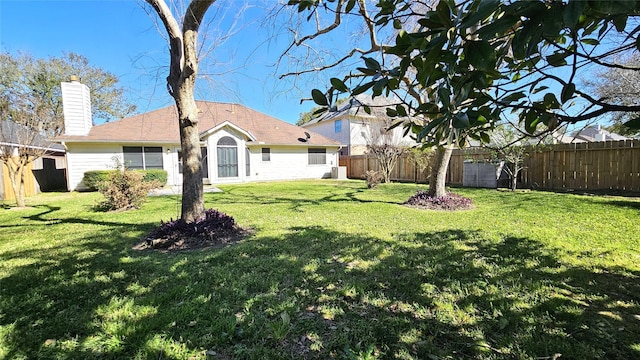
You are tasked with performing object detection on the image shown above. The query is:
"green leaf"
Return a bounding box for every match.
[613,14,627,32]
[363,57,381,71]
[623,117,640,129]
[438,86,451,110]
[561,83,575,103]
[330,78,348,93]
[581,38,600,46]
[464,40,496,71]
[418,116,446,141]
[563,0,586,29]
[460,0,499,30]
[503,91,526,103]
[480,132,491,144]
[543,93,561,109]
[386,108,398,117]
[453,112,470,129]
[524,110,540,134]
[352,81,375,95]
[532,85,549,94]
[345,0,356,13]
[393,19,402,29]
[435,0,452,28]
[387,120,404,131]
[311,89,328,106]
[356,67,379,76]
[312,107,327,116]
[546,52,569,67]
[396,104,407,117]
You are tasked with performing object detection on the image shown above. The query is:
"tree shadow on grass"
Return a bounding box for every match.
[211,183,402,212]
[1,225,639,359]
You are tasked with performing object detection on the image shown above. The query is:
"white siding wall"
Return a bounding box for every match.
[304,118,350,145]
[248,145,338,181]
[203,126,339,183]
[66,143,178,190]
[65,143,122,191]
[65,132,340,191]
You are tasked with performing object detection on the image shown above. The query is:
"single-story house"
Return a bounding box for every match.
[54,80,343,191]
[302,94,419,156]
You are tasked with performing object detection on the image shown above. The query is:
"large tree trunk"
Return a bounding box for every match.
[427,144,454,197]
[146,0,215,222]
[176,92,204,223]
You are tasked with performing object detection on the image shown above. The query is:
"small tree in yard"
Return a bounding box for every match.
[486,125,552,191]
[498,146,527,192]
[362,119,407,183]
[0,52,134,208]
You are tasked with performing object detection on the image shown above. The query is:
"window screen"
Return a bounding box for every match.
[262,148,270,161]
[123,146,143,169]
[308,148,326,165]
[144,147,163,169]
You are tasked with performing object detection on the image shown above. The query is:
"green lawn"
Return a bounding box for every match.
[1,180,639,359]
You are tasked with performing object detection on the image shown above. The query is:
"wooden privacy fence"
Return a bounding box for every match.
[1,162,36,201]
[339,139,640,192]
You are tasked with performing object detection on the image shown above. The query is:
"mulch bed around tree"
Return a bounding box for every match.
[133,227,251,252]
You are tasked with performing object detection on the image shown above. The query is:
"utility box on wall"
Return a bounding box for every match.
[462,161,502,188]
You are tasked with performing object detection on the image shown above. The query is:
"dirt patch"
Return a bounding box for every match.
[133,227,252,252]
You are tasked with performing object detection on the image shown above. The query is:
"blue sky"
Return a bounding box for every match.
[0,0,331,124]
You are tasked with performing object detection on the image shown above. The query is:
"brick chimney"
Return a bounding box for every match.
[61,76,92,136]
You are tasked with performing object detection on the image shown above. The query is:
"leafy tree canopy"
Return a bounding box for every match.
[0,51,136,127]
[289,0,640,146]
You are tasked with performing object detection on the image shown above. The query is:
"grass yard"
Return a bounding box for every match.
[1,180,639,359]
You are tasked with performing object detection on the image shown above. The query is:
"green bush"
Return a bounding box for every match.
[83,169,167,191]
[140,169,167,186]
[97,169,161,211]
[82,170,111,191]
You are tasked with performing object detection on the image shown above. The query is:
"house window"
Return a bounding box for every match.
[123,146,163,170]
[217,136,238,178]
[334,120,342,133]
[262,148,270,161]
[308,148,326,165]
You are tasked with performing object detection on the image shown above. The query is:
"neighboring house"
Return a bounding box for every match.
[53,80,343,191]
[302,94,419,156]
[556,124,630,143]
[0,121,67,201]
